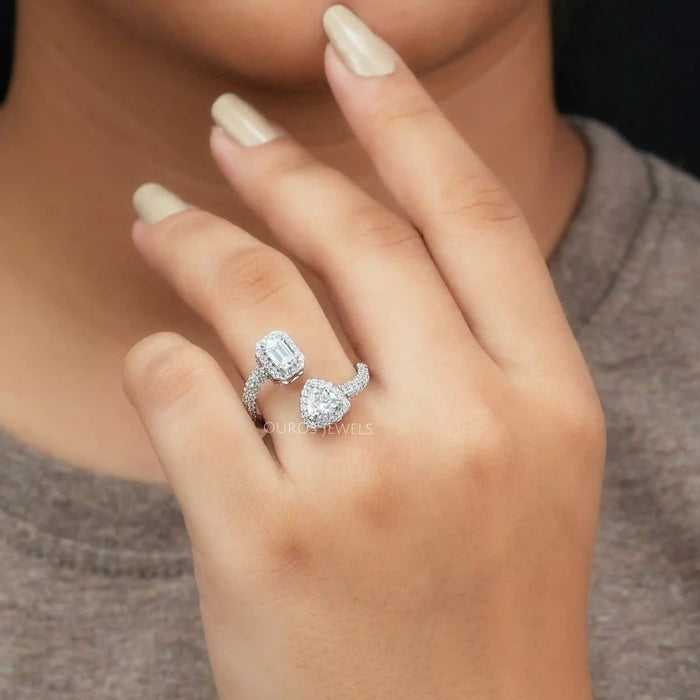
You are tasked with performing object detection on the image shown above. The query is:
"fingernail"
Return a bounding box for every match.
[323,5,396,78]
[211,93,283,147]
[132,183,188,224]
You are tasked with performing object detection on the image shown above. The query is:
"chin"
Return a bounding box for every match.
[99,0,532,88]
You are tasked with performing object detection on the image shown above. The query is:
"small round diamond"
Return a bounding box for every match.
[339,363,370,398]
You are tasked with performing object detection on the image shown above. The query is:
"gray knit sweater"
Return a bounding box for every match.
[1,120,699,698]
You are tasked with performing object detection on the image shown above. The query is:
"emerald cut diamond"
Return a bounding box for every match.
[255,331,305,384]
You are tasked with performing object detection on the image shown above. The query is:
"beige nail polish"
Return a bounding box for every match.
[211,93,282,147]
[132,183,188,224]
[323,5,396,78]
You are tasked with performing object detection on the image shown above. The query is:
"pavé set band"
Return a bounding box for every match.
[242,331,370,431]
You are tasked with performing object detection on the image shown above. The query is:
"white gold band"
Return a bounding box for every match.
[242,332,370,432]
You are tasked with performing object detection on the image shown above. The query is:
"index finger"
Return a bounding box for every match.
[323,6,580,375]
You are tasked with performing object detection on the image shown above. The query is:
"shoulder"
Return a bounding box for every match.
[582,117,700,250]
[648,152,700,276]
[637,151,700,315]
[557,118,700,331]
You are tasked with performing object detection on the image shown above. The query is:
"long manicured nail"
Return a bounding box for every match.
[132,183,188,224]
[323,5,396,77]
[211,93,283,147]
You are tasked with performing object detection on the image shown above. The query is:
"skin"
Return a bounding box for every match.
[0,1,601,696]
[0,0,585,480]
[124,28,604,698]
[90,0,529,86]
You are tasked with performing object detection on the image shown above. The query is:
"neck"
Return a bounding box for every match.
[0,0,585,479]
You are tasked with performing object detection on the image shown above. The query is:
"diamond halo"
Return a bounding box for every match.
[300,380,352,430]
[255,331,305,384]
[243,331,305,426]
[300,363,370,431]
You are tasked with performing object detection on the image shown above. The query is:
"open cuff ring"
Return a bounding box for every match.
[242,331,370,432]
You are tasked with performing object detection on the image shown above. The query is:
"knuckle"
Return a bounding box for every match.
[207,247,296,311]
[477,414,513,462]
[263,529,312,580]
[268,149,318,184]
[152,208,218,242]
[437,172,522,226]
[345,207,423,258]
[352,459,406,533]
[254,503,315,583]
[124,332,212,408]
[460,408,514,488]
[558,394,607,455]
[376,97,441,135]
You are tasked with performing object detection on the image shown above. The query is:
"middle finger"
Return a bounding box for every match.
[209,95,490,384]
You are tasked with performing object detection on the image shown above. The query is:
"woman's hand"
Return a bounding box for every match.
[124,7,605,699]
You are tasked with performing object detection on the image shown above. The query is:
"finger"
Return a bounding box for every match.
[322,6,578,374]
[131,184,355,448]
[123,331,283,557]
[209,97,490,386]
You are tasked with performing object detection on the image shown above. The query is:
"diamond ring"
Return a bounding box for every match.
[242,331,305,427]
[300,363,370,431]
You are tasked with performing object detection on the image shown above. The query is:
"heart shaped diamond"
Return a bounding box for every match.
[300,379,351,430]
